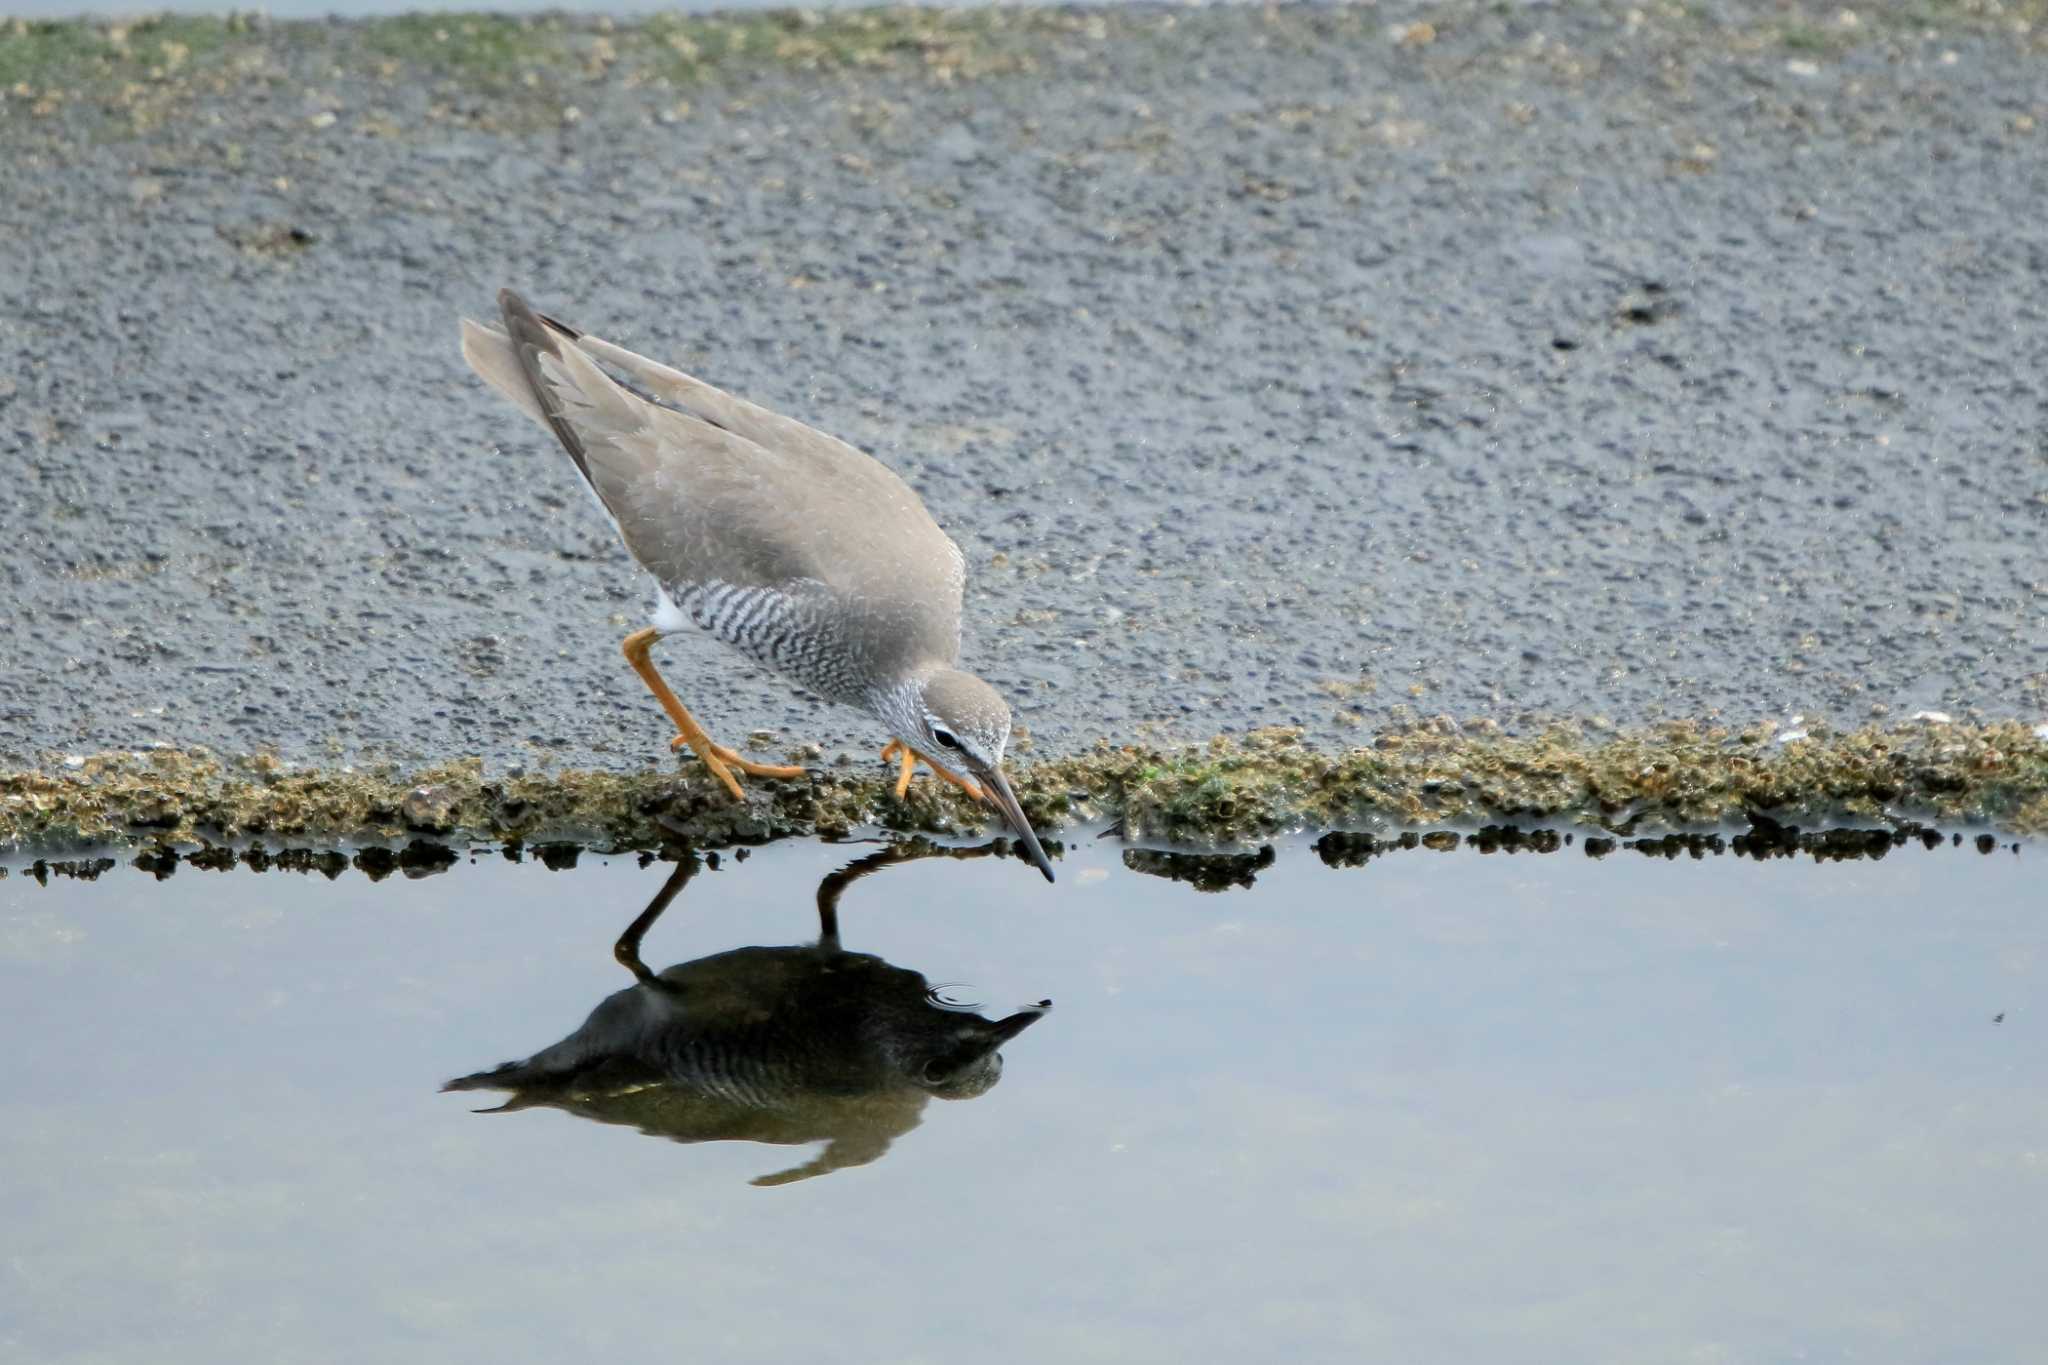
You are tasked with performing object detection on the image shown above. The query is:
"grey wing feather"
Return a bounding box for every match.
[460,299,967,671]
[565,328,867,469]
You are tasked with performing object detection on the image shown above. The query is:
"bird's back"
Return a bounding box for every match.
[462,306,967,681]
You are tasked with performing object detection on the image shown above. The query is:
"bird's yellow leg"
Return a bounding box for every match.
[879,739,985,803]
[623,629,742,800]
[621,630,804,797]
[881,739,917,799]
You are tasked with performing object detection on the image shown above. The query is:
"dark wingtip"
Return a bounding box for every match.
[497,288,545,339]
[492,289,597,485]
[496,287,581,343]
[535,309,583,340]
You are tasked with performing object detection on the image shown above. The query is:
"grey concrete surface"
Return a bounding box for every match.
[3,3,2045,775]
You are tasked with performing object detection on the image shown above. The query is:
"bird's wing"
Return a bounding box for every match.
[463,306,966,646]
[551,324,970,602]
[555,324,873,475]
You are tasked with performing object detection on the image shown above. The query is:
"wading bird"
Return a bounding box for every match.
[462,290,1053,880]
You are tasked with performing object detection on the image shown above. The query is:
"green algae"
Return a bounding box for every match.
[3,721,2043,860]
[0,7,1048,115]
[358,9,1041,85]
[8,1,2045,139]
[0,14,253,90]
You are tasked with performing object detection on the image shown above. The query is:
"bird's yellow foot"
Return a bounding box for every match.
[880,739,985,802]
[668,732,807,779]
[666,729,745,802]
[621,628,804,801]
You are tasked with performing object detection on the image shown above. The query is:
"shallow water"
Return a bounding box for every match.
[2,832,2040,1362]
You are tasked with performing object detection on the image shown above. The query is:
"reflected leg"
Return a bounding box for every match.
[614,855,700,981]
[813,838,1004,948]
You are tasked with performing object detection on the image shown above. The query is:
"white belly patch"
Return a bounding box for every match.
[650,586,690,634]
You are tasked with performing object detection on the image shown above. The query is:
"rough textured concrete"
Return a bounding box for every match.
[4,3,2046,781]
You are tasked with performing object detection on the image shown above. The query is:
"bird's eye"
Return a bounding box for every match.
[932,727,960,750]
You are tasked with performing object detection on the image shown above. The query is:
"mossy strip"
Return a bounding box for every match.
[0,14,252,90]
[0,7,1048,102]
[10,2,2047,138]
[2,720,2043,858]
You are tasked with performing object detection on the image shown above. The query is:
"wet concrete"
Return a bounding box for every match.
[3,4,2046,786]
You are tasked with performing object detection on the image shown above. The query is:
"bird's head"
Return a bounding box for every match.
[908,1002,1052,1098]
[901,668,1055,883]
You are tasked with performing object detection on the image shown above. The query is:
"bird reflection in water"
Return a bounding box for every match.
[443,842,1051,1185]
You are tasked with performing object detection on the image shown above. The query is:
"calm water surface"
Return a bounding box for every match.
[1,833,2040,1363]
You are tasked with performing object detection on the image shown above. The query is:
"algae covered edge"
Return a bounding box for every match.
[2,721,2044,856]
[0,7,1053,105]
[9,2,2048,137]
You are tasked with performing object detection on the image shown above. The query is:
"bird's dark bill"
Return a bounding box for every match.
[982,767,1055,883]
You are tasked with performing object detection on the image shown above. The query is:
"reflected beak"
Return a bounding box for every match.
[988,999,1052,1044]
[980,765,1056,883]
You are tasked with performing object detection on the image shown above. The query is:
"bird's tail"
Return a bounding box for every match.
[459,289,642,494]
[459,315,550,429]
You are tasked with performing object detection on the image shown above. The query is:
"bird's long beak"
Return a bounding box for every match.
[981,766,1055,883]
